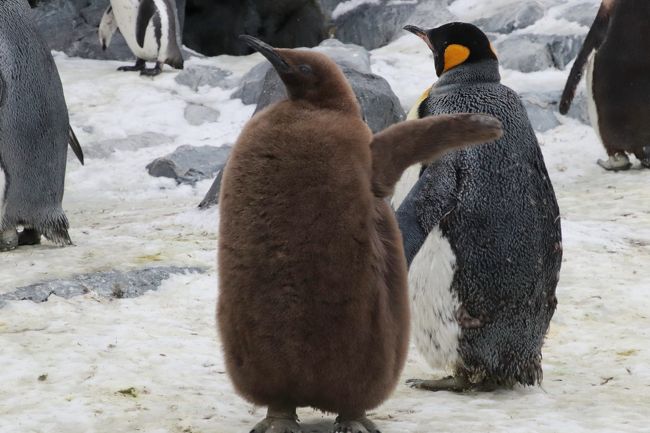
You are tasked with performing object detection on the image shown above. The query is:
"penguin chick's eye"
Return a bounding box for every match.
[298,65,313,74]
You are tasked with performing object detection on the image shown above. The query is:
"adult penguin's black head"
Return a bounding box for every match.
[404,22,498,77]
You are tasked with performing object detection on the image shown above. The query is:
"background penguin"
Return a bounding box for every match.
[0,0,84,251]
[395,22,562,392]
[218,36,502,432]
[99,0,184,76]
[560,0,650,171]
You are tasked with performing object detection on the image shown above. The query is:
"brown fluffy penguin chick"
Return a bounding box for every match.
[217,36,503,433]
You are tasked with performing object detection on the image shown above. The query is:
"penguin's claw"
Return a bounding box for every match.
[597,154,631,171]
[250,417,302,433]
[0,229,19,252]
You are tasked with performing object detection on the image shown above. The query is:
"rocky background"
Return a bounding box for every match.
[18,0,599,291]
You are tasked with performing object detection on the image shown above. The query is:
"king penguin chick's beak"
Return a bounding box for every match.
[403,25,433,50]
[240,35,291,74]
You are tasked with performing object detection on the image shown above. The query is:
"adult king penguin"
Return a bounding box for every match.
[99,0,184,76]
[395,22,562,392]
[0,0,84,252]
[218,36,503,432]
[560,0,650,171]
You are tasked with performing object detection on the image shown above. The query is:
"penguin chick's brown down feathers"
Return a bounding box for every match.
[217,36,503,432]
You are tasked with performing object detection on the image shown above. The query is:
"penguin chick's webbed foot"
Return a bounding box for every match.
[18,229,41,246]
[117,58,146,72]
[597,154,632,171]
[406,376,498,393]
[0,229,19,252]
[250,406,302,433]
[333,415,380,433]
[140,62,163,77]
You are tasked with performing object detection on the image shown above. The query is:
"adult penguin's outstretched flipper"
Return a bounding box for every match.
[370,113,502,198]
[559,3,612,114]
[68,127,84,165]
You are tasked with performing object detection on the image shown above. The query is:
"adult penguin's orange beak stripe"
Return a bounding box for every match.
[240,35,291,74]
[404,25,433,51]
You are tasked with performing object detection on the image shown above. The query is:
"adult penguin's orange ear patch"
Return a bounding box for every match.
[443,44,470,72]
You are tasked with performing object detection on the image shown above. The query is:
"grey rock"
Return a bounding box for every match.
[313,38,371,73]
[330,0,454,50]
[559,2,599,27]
[232,61,275,105]
[473,1,544,34]
[402,0,457,30]
[496,33,584,72]
[0,267,204,308]
[175,65,237,91]
[232,39,403,133]
[331,1,417,50]
[254,64,404,134]
[86,132,175,159]
[233,39,371,105]
[146,144,232,185]
[184,104,221,126]
[521,90,589,132]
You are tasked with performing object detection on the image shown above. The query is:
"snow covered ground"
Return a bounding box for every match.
[2,7,650,433]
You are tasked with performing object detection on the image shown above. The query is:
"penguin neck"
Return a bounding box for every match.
[436,59,501,87]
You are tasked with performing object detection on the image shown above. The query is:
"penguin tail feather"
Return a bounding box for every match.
[38,213,73,247]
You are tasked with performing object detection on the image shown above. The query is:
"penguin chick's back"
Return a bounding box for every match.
[218,98,403,412]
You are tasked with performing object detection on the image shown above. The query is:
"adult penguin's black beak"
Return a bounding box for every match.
[240,35,291,74]
[403,25,434,51]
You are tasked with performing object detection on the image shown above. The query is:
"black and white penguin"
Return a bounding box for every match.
[99,0,184,76]
[560,0,650,171]
[395,22,562,391]
[0,0,84,251]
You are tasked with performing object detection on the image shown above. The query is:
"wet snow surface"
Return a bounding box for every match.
[2,4,650,433]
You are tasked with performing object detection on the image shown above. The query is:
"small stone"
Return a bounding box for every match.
[146,145,232,185]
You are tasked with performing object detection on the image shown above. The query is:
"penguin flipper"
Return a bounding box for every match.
[369,113,503,198]
[68,127,84,165]
[136,0,158,48]
[396,157,458,268]
[98,5,118,50]
[559,3,611,114]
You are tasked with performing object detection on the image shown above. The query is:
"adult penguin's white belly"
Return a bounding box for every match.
[409,227,461,371]
[111,0,168,60]
[585,52,603,142]
[392,93,461,371]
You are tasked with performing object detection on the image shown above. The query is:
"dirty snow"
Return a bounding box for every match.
[2,0,650,431]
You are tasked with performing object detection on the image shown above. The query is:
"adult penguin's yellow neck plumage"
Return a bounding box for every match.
[404,22,498,77]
